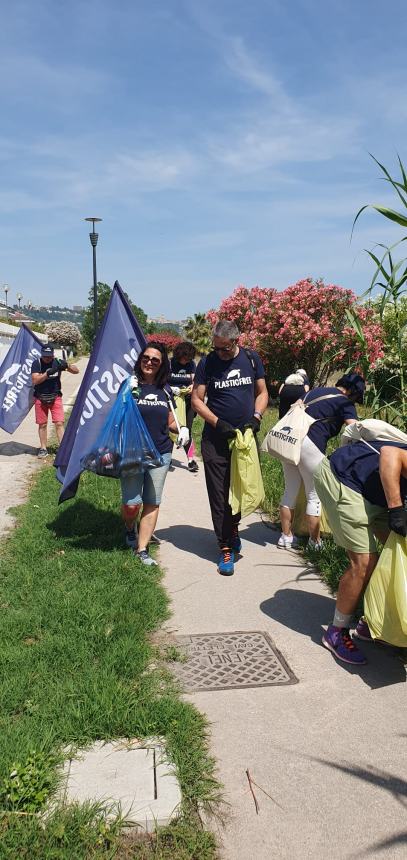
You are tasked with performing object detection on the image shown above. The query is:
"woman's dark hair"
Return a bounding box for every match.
[134,341,170,388]
[336,372,365,404]
[173,341,196,362]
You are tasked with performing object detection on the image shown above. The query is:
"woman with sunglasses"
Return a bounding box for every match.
[121,341,188,566]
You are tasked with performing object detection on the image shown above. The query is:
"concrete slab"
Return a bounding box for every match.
[60,739,181,831]
[158,450,407,860]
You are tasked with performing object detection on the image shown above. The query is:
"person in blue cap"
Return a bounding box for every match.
[31,344,79,458]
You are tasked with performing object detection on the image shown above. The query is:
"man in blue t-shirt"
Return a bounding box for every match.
[31,344,79,458]
[314,440,407,666]
[192,319,268,575]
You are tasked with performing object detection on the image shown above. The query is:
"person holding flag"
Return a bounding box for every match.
[31,344,79,458]
[122,341,189,566]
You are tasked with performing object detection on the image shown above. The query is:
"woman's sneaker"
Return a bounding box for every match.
[218,549,234,576]
[277,533,298,549]
[188,460,199,473]
[353,617,373,642]
[37,448,48,459]
[307,538,323,550]
[136,549,158,567]
[322,625,367,665]
[125,525,138,548]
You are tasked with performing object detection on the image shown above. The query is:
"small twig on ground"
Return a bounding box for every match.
[246,768,260,814]
[250,779,283,809]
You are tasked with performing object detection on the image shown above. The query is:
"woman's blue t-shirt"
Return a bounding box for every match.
[194,348,265,437]
[134,383,174,455]
[304,387,357,454]
[330,440,407,507]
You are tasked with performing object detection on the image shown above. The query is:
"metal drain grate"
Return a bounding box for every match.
[173,631,298,692]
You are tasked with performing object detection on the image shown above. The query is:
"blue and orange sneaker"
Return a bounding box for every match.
[218,549,235,576]
[322,625,367,665]
[231,525,242,554]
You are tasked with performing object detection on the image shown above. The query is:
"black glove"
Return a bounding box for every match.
[388,506,407,537]
[244,416,261,434]
[46,365,59,377]
[216,419,237,440]
[57,358,68,371]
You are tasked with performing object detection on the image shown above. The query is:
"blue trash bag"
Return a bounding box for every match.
[81,379,164,478]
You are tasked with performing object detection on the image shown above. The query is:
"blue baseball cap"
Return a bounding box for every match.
[41,344,54,357]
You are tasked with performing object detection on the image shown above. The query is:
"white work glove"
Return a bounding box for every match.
[177,426,190,448]
[171,386,180,397]
[130,374,139,392]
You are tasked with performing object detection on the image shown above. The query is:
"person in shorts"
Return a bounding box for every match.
[277,373,364,550]
[31,344,79,458]
[192,320,268,576]
[314,440,407,665]
[121,341,189,567]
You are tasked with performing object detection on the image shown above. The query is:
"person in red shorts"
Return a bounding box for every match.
[31,344,79,458]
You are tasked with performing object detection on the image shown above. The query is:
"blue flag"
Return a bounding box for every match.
[0,323,44,434]
[55,282,147,502]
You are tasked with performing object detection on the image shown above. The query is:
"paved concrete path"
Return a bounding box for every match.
[0,357,88,537]
[158,450,407,860]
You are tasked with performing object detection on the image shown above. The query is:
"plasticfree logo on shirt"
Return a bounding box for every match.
[214,368,252,389]
[138,393,168,407]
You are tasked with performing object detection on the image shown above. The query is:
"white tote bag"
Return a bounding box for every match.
[261,394,344,465]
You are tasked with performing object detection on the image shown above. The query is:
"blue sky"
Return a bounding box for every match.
[1,0,407,319]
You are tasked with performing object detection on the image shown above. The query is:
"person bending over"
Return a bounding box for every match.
[315,440,407,665]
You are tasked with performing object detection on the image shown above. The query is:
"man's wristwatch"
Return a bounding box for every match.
[254,411,263,420]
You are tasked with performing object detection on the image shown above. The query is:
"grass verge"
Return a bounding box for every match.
[0,466,220,858]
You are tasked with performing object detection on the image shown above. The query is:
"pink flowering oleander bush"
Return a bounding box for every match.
[147,331,182,352]
[207,278,384,385]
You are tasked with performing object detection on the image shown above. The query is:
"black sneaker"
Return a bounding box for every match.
[188,460,199,473]
[37,448,48,459]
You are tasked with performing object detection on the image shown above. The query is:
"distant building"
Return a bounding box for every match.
[73,305,85,312]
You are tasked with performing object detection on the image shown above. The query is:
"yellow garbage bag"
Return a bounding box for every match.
[292,483,332,536]
[169,387,189,444]
[364,532,407,647]
[229,429,265,518]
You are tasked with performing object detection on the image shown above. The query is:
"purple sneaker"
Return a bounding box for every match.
[322,625,367,665]
[353,617,373,642]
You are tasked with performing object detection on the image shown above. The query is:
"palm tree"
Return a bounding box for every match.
[183,312,212,355]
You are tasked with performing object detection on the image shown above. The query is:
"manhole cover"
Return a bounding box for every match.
[173,631,298,692]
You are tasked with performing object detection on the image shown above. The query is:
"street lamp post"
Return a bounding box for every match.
[3,284,9,320]
[85,217,102,338]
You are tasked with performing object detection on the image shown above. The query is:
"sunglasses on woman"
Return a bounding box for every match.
[141,355,161,367]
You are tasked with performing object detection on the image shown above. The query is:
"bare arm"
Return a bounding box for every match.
[32,371,49,385]
[380,446,407,508]
[191,383,219,428]
[254,378,269,416]
[67,363,79,374]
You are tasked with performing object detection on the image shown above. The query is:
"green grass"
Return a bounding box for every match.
[0,467,219,858]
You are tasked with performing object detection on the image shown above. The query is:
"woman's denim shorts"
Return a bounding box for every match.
[120,451,172,506]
